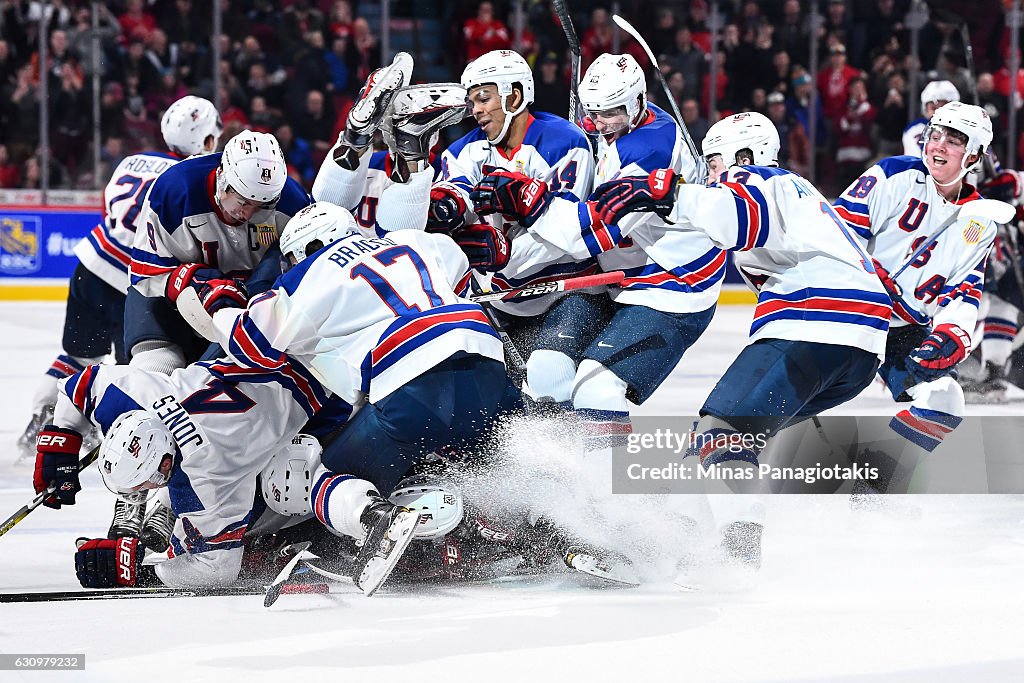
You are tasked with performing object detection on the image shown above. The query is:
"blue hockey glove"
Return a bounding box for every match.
[33,426,82,509]
[452,223,510,271]
[908,323,971,383]
[427,182,467,233]
[590,168,678,225]
[471,171,551,228]
[75,537,149,588]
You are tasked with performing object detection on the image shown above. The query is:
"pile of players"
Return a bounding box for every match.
[24,43,1017,594]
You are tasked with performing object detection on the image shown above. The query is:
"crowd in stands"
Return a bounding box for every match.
[0,0,1020,197]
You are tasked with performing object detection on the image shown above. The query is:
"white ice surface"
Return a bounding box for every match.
[1,302,1023,683]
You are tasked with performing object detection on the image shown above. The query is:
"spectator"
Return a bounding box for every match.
[328,0,354,40]
[234,35,270,82]
[248,95,282,133]
[768,50,793,98]
[115,35,160,96]
[281,0,326,59]
[817,43,861,125]
[649,7,677,59]
[51,61,89,175]
[275,123,314,186]
[766,90,810,177]
[325,35,351,95]
[823,0,854,64]
[5,64,41,162]
[66,5,122,79]
[118,0,157,45]
[788,70,826,147]
[159,0,209,49]
[773,0,809,68]
[218,86,252,141]
[99,136,125,181]
[21,154,67,190]
[0,39,16,94]
[293,88,335,157]
[687,0,712,53]
[463,1,511,63]
[666,27,704,102]
[666,71,686,113]
[977,72,1009,156]
[875,70,909,156]
[147,69,188,121]
[30,29,80,89]
[247,62,287,118]
[581,7,613,70]
[347,17,380,87]
[681,97,709,148]
[863,0,904,66]
[532,51,568,117]
[994,48,1024,113]
[0,143,20,188]
[143,29,176,86]
[290,29,332,107]
[122,74,160,154]
[836,77,876,190]
[99,81,126,141]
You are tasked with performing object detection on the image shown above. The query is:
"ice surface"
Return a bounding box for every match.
[1,302,1022,683]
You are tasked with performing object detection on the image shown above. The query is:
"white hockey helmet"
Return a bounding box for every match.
[388,476,464,540]
[702,111,781,169]
[578,53,648,134]
[920,79,960,114]
[924,101,993,183]
[98,411,176,498]
[260,434,322,516]
[216,130,288,205]
[279,202,357,268]
[161,95,223,157]
[461,49,534,144]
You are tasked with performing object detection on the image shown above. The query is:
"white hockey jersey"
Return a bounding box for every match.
[74,151,180,293]
[833,156,994,334]
[440,112,597,317]
[130,153,312,297]
[667,166,892,355]
[527,105,725,314]
[312,148,433,233]
[53,360,345,588]
[212,229,504,404]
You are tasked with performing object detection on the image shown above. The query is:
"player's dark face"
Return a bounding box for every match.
[467,85,507,139]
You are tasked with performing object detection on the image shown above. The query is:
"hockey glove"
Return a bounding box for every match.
[33,426,82,509]
[166,263,248,314]
[452,223,511,271]
[871,259,924,325]
[75,537,154,588]
[908,323,971,383]
[979,170,1022,205]
[426,182,468,233]
[471,171,552,228]
[590,168,678,225]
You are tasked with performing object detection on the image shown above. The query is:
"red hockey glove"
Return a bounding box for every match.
[908,323,971,383]
[33,426,82,509]
[590,168,678,225]
[452,223,511,272]
[471,171,552,227]
[427,182,468,233]
[74,537,148,588]
[166,263,247,313]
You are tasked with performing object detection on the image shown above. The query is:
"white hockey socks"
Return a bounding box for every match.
[525,349,576,408]
[310,466,380,541]
[128,341,187,375]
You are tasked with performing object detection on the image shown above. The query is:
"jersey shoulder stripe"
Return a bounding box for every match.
[876,155,927,178]
[613,104,676,172]
[146,154,221,233]
[523,112,591,166]
[446,126,488,158]
[370,304,498,376]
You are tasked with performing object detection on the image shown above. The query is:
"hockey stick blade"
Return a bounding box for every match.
[176,287,222,343]
[0,446,100,540]
[567,553,640,587]
[468,271,625,303]
[264,540,313,607]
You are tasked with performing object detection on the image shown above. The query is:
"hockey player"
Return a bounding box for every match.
[902,80,960,156]
[26,355,431,592]
[434,49,597,369]
[586,112,892,474]
[832,101,998,488]
[469,53,723,441]
[126,129,311,375]
[17,96,222,461]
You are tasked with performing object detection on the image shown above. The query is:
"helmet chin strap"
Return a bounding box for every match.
[928,151,979,189]
[488,91,528,146]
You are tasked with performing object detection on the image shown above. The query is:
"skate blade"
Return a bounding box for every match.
[356,511,421,597]
[567,553,640,587]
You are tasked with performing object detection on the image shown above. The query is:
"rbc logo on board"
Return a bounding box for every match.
[0,215,42,274]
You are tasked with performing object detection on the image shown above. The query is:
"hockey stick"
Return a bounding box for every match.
[551,0,582,128]
[467,270,624,303]
[611,14,709,185]
[0,446,100,540]
[0,585,297,603]
[890,198,1015,280]
[264,540,315,607]
[177,287,222,344]
[470,277,527,376]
